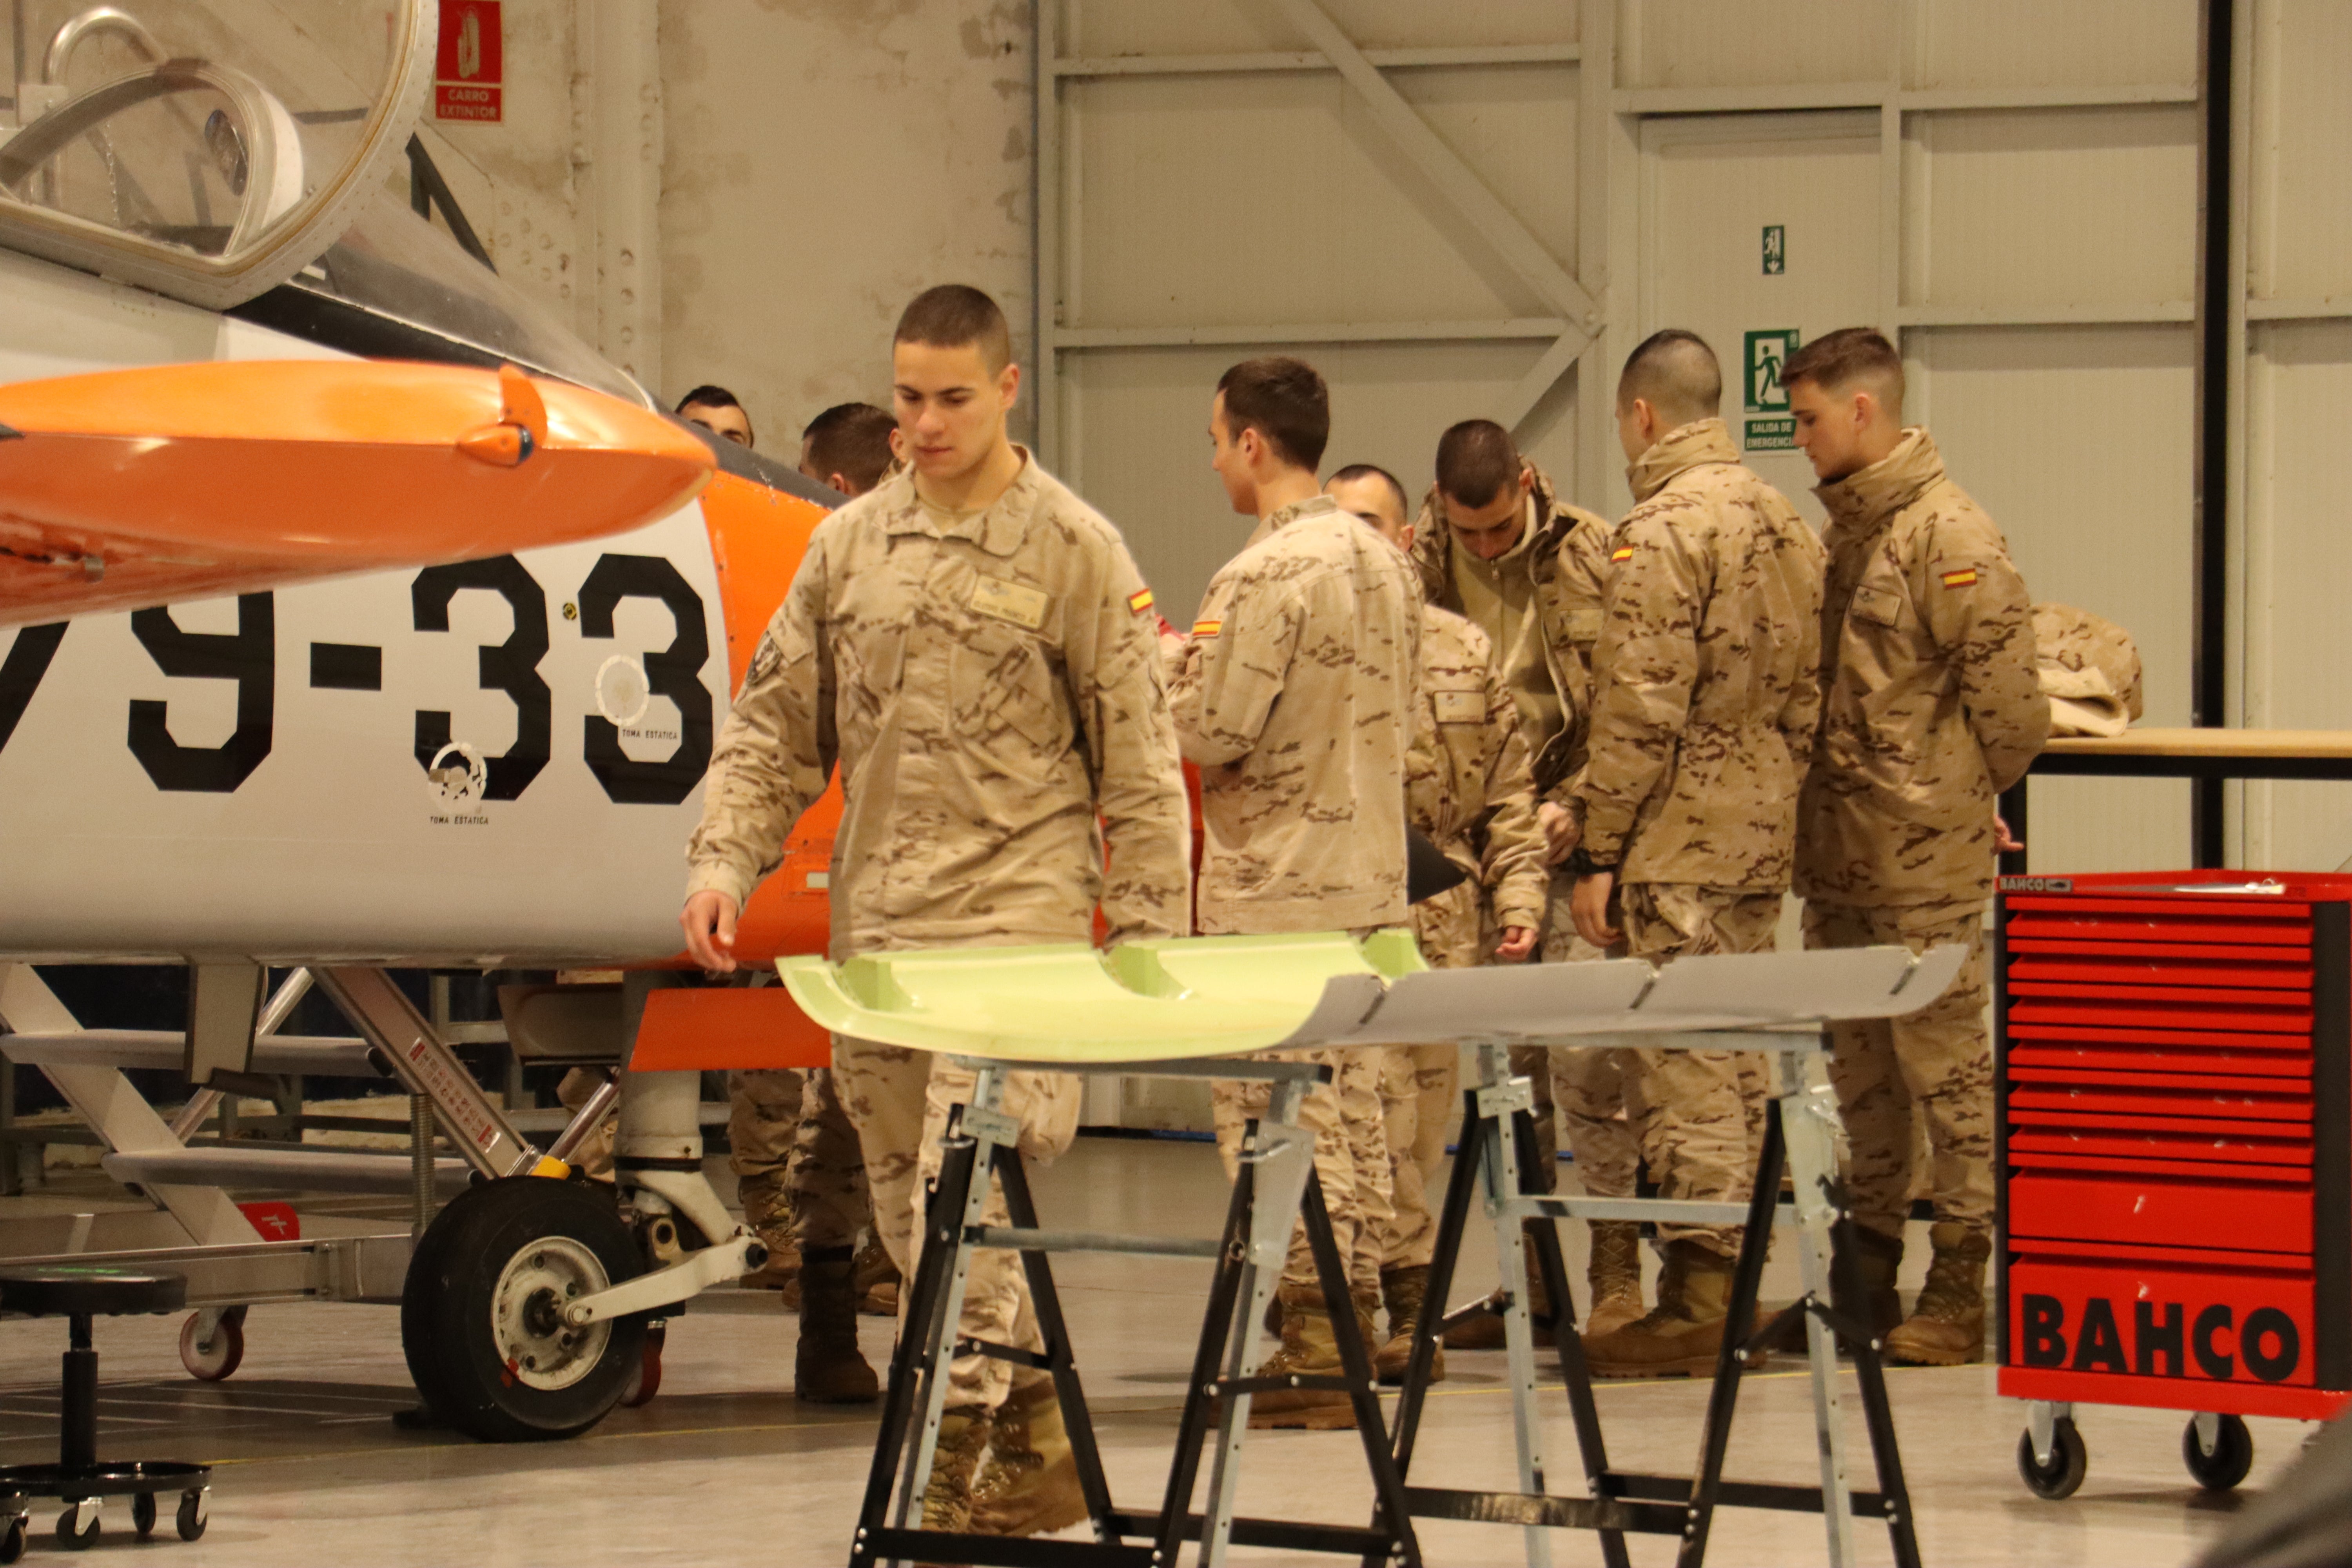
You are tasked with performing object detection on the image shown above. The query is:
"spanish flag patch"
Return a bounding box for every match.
[1611,546,1635,563]
[1192,618,1222,638]
[1129,587,1154,614]
[1940,568,1979,588]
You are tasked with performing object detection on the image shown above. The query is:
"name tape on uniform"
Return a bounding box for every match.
[970,575,1050,631]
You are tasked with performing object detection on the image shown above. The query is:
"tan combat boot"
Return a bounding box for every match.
[971,1369,1088,1537]
[1248,1284,1358,1430]
[741,1231,801,1294]
[1584,1222,1644,1338]
[1882,1222,1989,1366]
[920,1404,991,1533]
[1374,1265,1445,1386]
[793,1245,880,1404]
[854,1237,901,1317]
[1583,1240,1746,1379]
[1442,1229,1554,1350]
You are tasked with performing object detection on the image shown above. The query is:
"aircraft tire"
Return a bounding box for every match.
[401,1176,647,1443]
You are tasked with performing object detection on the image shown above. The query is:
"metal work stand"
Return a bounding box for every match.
[1388,1037,1920,1568]
[852,1058,1422,1568]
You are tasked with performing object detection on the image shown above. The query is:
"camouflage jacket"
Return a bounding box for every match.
[684,452,1192,956]
[1408,604,1548,933]
[1795,428,2050,907]
[2034,601,2143,738]
[1170,494,1420,935]
[1408,463,1615,800]
[1573,419,1825,890]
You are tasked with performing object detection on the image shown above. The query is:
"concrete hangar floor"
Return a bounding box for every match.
[0,1135,2287,1566]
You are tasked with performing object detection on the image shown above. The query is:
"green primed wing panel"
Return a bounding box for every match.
[779,931,1421,1065]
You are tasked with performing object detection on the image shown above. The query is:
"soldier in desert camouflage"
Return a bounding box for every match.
[1785,327,2049,1367]
[681,285,1191,1537]
[1566,329,1825,1378]
[1405,422,1650,1343]
[1326,462,1546,1387]
[1167,357,1419,1430]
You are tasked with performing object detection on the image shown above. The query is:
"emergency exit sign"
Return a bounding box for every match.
[1762,224,1786,275]
[1744,328,1800,451]
[434,0,503,122]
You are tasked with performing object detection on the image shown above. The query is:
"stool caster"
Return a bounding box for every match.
[54,1496,97,1550]
[132,1490,156,1537]
[176,1487,208,1542]
[0,1507,24,1565]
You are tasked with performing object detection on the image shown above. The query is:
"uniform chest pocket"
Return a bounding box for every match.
[950,618,1070,763]
[1430,684,1484,726]
[1848,582,1906,630]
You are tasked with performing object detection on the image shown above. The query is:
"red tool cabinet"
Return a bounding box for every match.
[1995,870,2352,1495]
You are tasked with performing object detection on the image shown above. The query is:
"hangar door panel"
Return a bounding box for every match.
[1636,113,1878,524]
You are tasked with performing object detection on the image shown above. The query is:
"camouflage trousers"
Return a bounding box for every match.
[1378,1044,1455,1270]
[1619,884,1781,1257]
[725,1065,872,1251]
[833,1034,1081,1412]
[1536,874,1639,1200]
[1213,1047,1390,1298]
[1804,900,1994,1242]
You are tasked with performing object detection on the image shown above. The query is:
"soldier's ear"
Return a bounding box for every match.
[1400,522,1417,554]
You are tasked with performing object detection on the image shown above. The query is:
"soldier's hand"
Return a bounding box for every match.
[681,890,741,973]
[1537,802,1581,866]
[1570,873,1621,948]
[1493,925,1537,962]
[1994,813,2024,853]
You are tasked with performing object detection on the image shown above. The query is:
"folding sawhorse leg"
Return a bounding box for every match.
[850,1057,1421,1568]
[1387,1036,1922,1568]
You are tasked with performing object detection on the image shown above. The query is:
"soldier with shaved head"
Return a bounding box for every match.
[1566,328,1825,1378]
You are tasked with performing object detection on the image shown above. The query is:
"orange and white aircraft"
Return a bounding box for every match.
[0,0,841,1443]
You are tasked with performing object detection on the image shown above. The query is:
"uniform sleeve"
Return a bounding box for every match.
[1915,518,2051,795]
[1540,515,1615,809]
[1572,512,1701,867]
[1778,535,1826,780]
[684,539,838,910]
[1477,653,1549,931]
[1166,564,1303,768]
[1065,545,1194,947]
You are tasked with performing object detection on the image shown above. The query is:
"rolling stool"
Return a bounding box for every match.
[0,1269,210,1559]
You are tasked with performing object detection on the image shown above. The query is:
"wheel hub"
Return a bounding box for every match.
[490,1239,611,1391]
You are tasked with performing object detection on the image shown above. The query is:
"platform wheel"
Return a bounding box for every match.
[180,1304,248,1382]
[621,1321,666,1409]
[0,1512,23,1564]
[131,1491,156,1537]
[2183,1413,2255,1491]
[2016,1416,2088,1500]
[400,1176,647,1443]
[54,1498,97,1551]
[175,1489,208,1543]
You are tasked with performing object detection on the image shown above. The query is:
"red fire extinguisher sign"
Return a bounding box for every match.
[434,0,503,123]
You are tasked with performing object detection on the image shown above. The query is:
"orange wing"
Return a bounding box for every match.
[0,360,713,626]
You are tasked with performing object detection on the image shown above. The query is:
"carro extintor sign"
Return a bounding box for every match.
[435,0,503,122]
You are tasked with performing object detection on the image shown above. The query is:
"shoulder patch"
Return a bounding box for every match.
[1192,618,1222,638]
[1610,545,1635,563]
[1940,568,1979,588]
[1128,587,1155,615]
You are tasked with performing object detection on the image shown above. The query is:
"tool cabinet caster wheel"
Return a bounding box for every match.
[2017,1417,2087,1500]
[2183,1414,2254,1491]
[0,1513,24,1564]
[54,1497,98,1550]
[180,1305,247,1381]
[621,1322,665,1408]
[132,1491,156,1537]
[176,1489,208,1542]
